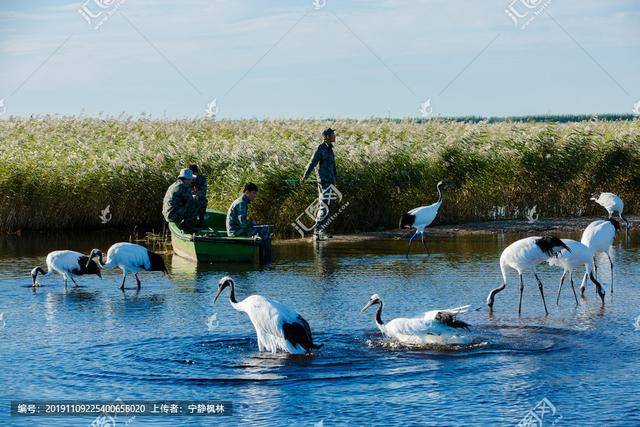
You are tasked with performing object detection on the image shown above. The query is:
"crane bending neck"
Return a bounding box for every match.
[95,253,114,269]
[95,253,106,267]
[499,257,509,283]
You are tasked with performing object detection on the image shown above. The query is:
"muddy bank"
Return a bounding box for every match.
[323,216,636,243]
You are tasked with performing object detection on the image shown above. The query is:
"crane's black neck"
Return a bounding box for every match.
[608,218,621,232]
[375,300,384,326]
[228,282,237,304]
[436,182,443,204]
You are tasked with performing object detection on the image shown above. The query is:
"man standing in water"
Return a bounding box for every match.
[301,128,338,241]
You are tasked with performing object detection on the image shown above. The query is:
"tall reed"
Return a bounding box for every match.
[1,117,638,236]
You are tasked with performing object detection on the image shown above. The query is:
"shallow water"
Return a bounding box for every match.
[1,231,639,426]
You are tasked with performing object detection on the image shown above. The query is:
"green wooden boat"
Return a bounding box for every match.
[168,210,271,263]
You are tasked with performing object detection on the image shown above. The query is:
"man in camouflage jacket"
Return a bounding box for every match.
[301,128,338,240]
[162,168,198,231]
[226,182,259,237]
[188,164,208,225]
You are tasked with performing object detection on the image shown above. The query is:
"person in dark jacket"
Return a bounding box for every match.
[162,168,198,231]
[226,182,259,237]
[188,164,207,225]
[301,128,338,240]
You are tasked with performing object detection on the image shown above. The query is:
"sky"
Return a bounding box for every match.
[0,0,638,119]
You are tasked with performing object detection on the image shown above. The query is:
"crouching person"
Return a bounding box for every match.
[226,182,271,261]
[226,182,259,236]
[226,182,269,235]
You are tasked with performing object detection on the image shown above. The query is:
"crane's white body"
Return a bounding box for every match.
[35,250,87,285]
[400,181,444,256]
[548,239,593,273]
[499,237,550,279]
[591,192,630,231]
[581,220,617,293]
[591,193,624,217]
[581,220,616,255]
[231,295,314,355]
[90,242,165,290]
[407,201,441,233]
[377,305,471,345]
[547,239,593,291]
[547,238,606,303]
[100,242,152,274]
[488,236,569,314]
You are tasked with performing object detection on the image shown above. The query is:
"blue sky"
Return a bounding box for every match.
[1,0,638,118]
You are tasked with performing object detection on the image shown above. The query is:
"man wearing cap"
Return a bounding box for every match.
[300,128,338,240]
[162,168,198,231]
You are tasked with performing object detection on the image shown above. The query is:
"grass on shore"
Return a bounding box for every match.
[1,117,639,236]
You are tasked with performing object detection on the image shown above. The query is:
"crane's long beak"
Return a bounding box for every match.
[86,254,95,269]
[360,301,374,314]
[213,287,224,304]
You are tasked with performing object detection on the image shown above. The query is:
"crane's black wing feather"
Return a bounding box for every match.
[434,312,470,331]
[282,315,322,352]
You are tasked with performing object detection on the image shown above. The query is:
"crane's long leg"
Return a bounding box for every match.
[70,276,79,287]
[518,274,524,316]
[63,274,68,289]
[534,273,549,315]
[556,271,567,305]
[607,253,613,296]
[579,272,588,297]
[589,270,606,306]
[120,272,127,291]
[134,273,141,290]
[420,232,431,256]
[406,230,418,258]
[569,271,578,305]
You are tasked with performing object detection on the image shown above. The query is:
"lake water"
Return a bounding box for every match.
[1,230,639,426]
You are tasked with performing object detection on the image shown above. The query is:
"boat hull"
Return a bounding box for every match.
[168,211,268,263]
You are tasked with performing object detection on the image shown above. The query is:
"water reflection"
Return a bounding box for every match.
[312,241,340,278]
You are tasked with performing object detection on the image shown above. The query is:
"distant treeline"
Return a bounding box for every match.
[437,114,637,123]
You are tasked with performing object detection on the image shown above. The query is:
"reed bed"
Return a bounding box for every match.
[1,117,639,236]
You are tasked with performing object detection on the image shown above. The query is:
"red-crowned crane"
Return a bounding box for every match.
[30,250,101,287]
[360,294,471,345]
[87,242,167,291]
[487,236,570,315]
[591,192,629,231]
[547,239,605,306]
[213,276,322,355]
[399,181,445,257]
[581,218,620,295]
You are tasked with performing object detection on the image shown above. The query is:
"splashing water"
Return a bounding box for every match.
[207,313,220,332]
